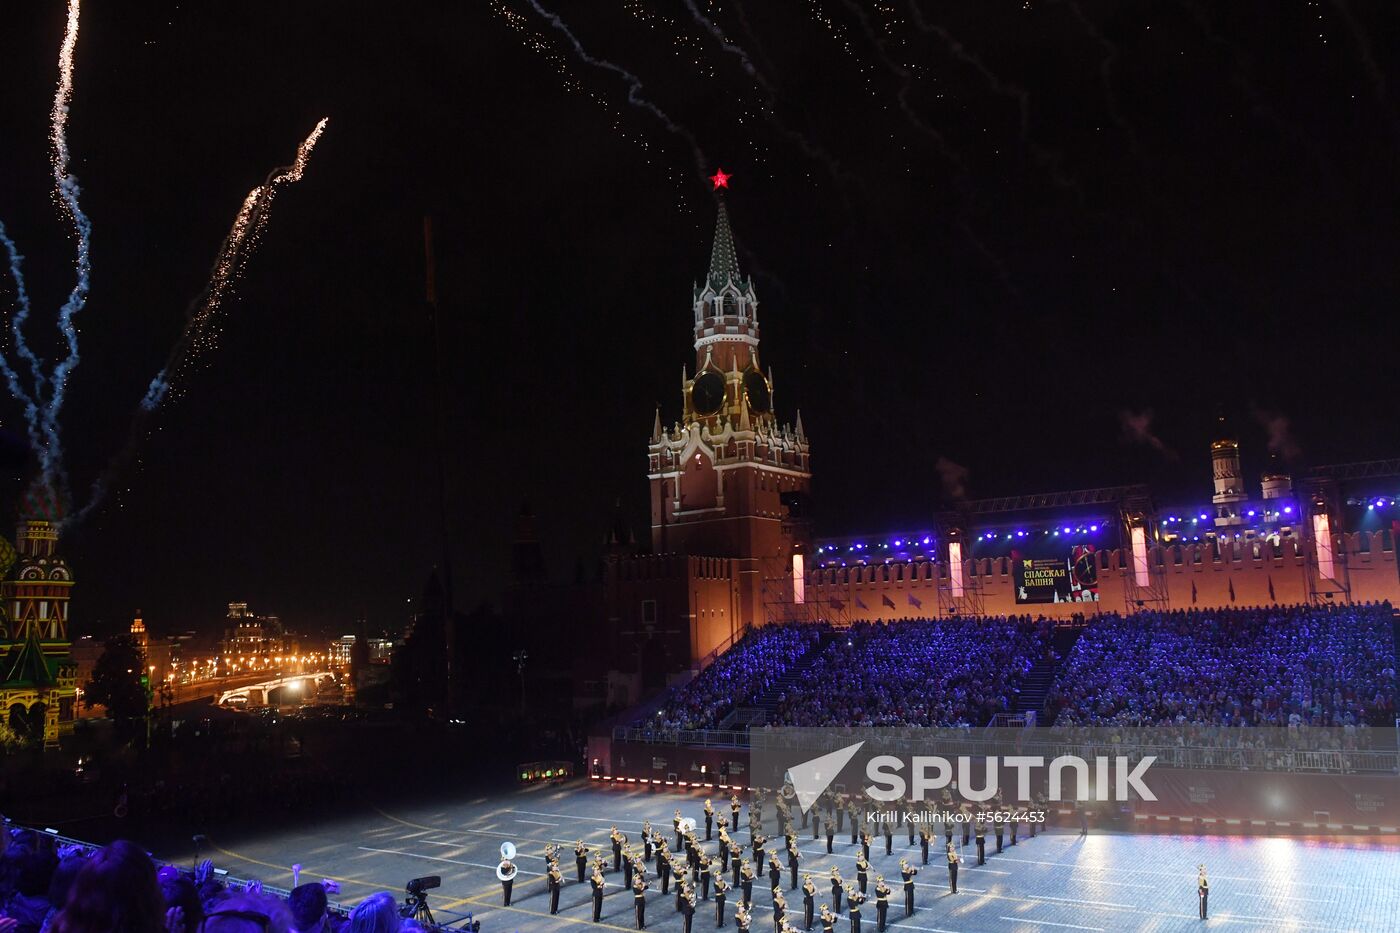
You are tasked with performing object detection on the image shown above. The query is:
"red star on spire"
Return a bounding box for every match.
[710,168,732,190]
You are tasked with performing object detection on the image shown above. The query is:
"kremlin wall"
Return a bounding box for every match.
[581,194,1400,702]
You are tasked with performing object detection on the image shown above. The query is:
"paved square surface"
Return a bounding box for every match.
[175,781,1400,932]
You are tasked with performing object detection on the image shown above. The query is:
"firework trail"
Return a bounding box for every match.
[0,224,43,451]
[681,0,857,192]
[905,0,1085,201]
[37,0,94,498]
[72,118,328,525]
[1178,0,1333,183]
[523,0,711,187]
[833,0,965,170]
[729,0,780,82]
[1059,0,1144,160]
[142,119,327,411]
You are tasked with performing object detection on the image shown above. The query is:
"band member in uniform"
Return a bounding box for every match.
[846,883,865,933]
[624,844,635,889]
[642,820,654,862]
[735,902,752,933]
[825,813,835,854]
[768,851,783,892]
[731,840,744,887]
[659,848,673,895]
[720,825,732,873]
[706,799,716,840]
[741,861,756,908]
[919,826,931,866]
[855,852,869,895]
[943,812,953,848]
[882,821,893,857]
[700,854,712,900]
[974,816,986,866]
[576,841,590,883]
[1028,793,1040,838]
[810,807,819,840]
[835,794,846,833]
[500,857,517,906]
[548,861,564,915]
[802,874,816,930]
[849,807,860,846]
[772,890,787,931]
[961,805,971,847]
[715,872,730,927]
[1009,811,1018,846]
[1198,865,1209,920]
[945,843,960,894]
[994,817,1004,855]
[787,841,802,890]
[590,864,606,922]
[732,795,743,833]
[818,903,835,933]
[906,807,916,848]
[683,888,697,933]
[860,828,872,863]
[829,867,844,914]
[612,826,626,872]
[873,876,891,933]
[899,858,918,917]
[753,833,767,873]
[633,874,649,929]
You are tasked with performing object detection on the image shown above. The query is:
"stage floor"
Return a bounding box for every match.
[175,780,1400,932]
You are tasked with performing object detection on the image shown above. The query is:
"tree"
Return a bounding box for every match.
[84,635,148,721]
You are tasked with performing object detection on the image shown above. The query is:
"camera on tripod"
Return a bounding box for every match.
[405,875,440,896]
[401,875,440,925]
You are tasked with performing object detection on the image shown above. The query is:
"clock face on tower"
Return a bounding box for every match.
[691,370,726,416]
[742,368,771,414]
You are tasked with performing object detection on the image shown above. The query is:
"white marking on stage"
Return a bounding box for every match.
[990,855,1362,890]
[997,917,1104,931]
[515,819,558,826]
[507,808,649,825]
[356,845,542,875]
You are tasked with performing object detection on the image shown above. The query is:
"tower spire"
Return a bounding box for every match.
[707,200,742,290]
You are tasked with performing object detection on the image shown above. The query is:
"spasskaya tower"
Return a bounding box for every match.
[647,179,812,627]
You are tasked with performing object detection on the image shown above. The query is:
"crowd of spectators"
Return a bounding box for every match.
[768,616,1052,727]
[0,829,454,933]
[654,623,828,730]
[1047,603,1398,728]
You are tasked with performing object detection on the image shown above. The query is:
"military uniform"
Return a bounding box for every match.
[700,857,711,900]
[612,827,626,872]
[741,863,756,907]
[731,842,744,886]
[772,891,787,930]
[919,828,931,865]
[802,876,816,930]
[825,816,835,853]
[860,830,872,862]
[548,864,563,914]
[883,823,893,857]
[830,870,844,914]
[633,876,648,929]
[1198,868,1209,919]
[946,844,960,894]
[847,886,865,933]
[682,891,697,933]
[995,820,1004,854]
[659,850,672,895]
[576,842,590,883]
[768,853,783,891]
[820,905,835,933]
[874,879,891,932]
[735,903,752,933]
[855,854,869,895]
[788,845,802,890]
[974,819,986,866]
[500,859,516,906]
[590,869,606,922]
[706,800,716,841]
[715,875,729,927]
[899,860,918,917]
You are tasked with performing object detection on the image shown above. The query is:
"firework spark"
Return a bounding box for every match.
[142,118,328,412]
[0,0,325,527]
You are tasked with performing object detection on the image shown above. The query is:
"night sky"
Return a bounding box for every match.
[1,1,1397,640]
